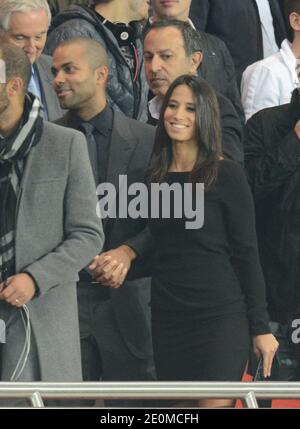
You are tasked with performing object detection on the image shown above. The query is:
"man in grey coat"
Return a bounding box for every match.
[0,44,104,399]
[0,0,63,121]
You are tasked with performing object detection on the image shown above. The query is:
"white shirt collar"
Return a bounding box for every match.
[148,96,163,120]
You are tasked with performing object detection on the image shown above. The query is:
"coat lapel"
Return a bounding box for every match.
[102,112,138,229]
[35,55,63,121]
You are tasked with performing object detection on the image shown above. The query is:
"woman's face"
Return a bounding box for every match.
[164,84,196,144]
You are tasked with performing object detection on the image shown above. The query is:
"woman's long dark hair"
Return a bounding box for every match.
[149,75,222,189]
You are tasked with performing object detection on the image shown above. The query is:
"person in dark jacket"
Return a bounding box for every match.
[244,88,300,382]
[144,20,244,164]
[149,0,244,124]
[190,0,287,86]
[47,0,89,18]
[45,0,149,121]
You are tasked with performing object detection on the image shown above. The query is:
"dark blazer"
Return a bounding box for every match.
[35,54,64,121]
[148,92,244,165]
[197,30,244,124]
[56,109,155,358]
[190,0,287,85]
[244,92,300,323]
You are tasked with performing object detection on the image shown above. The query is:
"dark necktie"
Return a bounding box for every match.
[80,122,98,184]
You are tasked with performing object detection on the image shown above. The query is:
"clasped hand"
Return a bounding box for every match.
[88,245,136,288]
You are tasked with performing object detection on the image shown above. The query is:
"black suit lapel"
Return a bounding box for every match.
[102,112,138,229]
[268,0,287,46]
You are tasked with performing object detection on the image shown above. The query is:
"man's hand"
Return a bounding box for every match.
[294,119,300,139]
[89,245,136,288]
[0,273,36,307]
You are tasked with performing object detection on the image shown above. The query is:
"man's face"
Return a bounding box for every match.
[151,0,191,20]
[129,0,149,20]
[3,8,48,64]
[144,27,196,97]
[52,44,100,110]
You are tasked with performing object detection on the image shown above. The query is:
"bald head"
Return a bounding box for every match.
[0,43,31,93]
[54,37,108,70]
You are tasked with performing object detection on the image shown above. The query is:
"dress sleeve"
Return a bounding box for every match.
[221,162,270,335]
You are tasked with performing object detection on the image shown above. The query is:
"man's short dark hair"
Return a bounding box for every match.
[285,0,300,27]
[54,37,109,69]
[93,0,115,5]
[144,19,202,57]
[0,44,31,92]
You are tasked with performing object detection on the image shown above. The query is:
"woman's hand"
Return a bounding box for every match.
[252,334,279,378]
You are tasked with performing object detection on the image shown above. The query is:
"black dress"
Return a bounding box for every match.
[149,160,270,381]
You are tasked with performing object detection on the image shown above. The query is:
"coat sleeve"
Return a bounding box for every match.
[24,133,105,296]
[218,93,244,164]
[222,162,271,335]
[219,39,245,125]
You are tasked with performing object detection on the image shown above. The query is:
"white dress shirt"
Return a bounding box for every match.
[148,96,163,121]
[241,39,298,121]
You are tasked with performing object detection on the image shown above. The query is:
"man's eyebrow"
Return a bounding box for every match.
[51,61,76,72]
[10,30,47,37]
[144,49,175,55]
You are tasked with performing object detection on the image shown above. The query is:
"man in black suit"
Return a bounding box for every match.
[244,89,300,385]
[52,36,155,407]
[0,0,63,121]
[144,20,244,164]
[190,0,287,86]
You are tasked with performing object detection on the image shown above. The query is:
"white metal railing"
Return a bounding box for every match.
[1,382,300,408]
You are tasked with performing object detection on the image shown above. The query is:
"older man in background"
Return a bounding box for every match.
[0,0,63,120]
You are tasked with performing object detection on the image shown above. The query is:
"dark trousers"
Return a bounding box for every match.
[77,283,155,407]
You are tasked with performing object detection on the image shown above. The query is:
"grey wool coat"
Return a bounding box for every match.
[14,122,104,381]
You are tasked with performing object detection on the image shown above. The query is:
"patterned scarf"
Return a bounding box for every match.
[0,94,43,283]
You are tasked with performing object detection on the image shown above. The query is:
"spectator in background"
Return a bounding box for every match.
[149,0,244,125]
[45,0,149,121]
[144,20,244,164]
[0,0,63,120]
[190,0,287,86]
[47,0,89,18]
[241,0,300,121]
[244,87,300,384]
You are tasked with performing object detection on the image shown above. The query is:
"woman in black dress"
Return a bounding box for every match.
[148,74,278,407]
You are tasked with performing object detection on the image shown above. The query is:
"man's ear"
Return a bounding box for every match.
[6,77,24,97]
[190,51,203,74]
[289,12,300,32]
[96,65,109,85]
